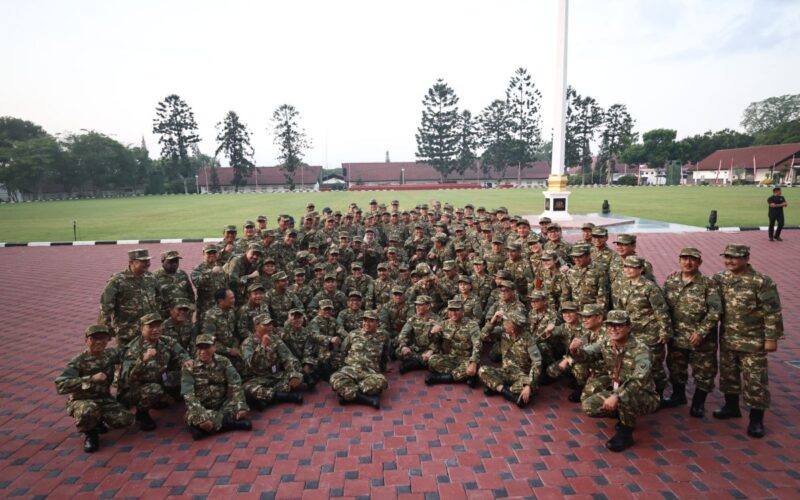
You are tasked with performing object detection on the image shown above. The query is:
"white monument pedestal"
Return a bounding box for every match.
[541,191,572,220]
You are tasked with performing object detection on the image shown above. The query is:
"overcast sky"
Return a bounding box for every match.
[2,0,798,169]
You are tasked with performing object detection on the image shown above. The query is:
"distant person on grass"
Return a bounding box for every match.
[767,187,787,241]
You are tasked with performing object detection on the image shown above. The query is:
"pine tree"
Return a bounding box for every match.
[152,94,200,194]
[216,111,255,193]
[453,110,477,176]
[505,68,542,167]
[478,99,513,181]
[565,87,604,184]
[598,104,637,183]
[415,79,460,181]
[271,104,310,191]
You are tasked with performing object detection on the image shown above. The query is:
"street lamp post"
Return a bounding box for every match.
[195,175,199,194]
[401,168,405,185]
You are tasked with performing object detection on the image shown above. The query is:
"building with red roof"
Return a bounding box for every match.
[691,143,800,184]
[197,165,322,193]
[341,161,550,188]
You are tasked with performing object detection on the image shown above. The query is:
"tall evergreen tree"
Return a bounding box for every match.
[453,110,477,176]
[415,79,460,180]
[152,94,200,194]
[271,104,310,191]
[216,111,255,193]
[565,87,604,184]
[597,104,637,183]
[478,99,513,181]
[505,68,542,167]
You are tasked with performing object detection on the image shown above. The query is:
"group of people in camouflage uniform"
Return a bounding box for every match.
[56,199,783,454]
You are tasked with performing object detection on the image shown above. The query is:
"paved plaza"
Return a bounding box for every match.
[0,230,797,499]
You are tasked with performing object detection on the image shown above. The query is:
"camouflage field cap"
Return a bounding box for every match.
[538,217,552,224]
[202,243,218,254]
[560,301,578,311]
[414,295,432,305]
[195,334,215,346]
[351,261,363,270]
[516,218,531,226]
[528,290,548,300]
[464,203,475,209]
[362,310,379,320]
[348,290,363,299]
[244,220,255,228]
[679,247,702,259]
[495,269,511,279]
[128,248,151,261]
[85,324,110,338]
[591,227,609,237]
[505,311,528,327]
[257,215,267,222]
[289,308,304,316]
[308,242,320,249]
[296,250,310,260]
[541,251,557,261]
[477,206,486,212]
[453,242,465,251]
[498,279,516,289]
[491,236,505,244]
[391,285,406,294]
[442,260,455,270]
[273,271,288,281]
[547,223,562,232]
[579,304,605,317]
[224,224,237,232]
[721,244,749,257]
[369,198,378,204]
[306,202,315,208]
[415,263,432,276]
[377,262,389,270]
[447,299,464,309]
[328,246,340,255]
[605,310,630,325]
[398,263,409,271]
[140,313,162,325]
[387,246,398,254]
[471,257,486,265]
[391,199,399,205]
[581,222,596,230]
[293,268,306,276]
[323,273,337,281]
[497,206,508,213]
[161,250,182,261]
[313,263,325,271]
[262,256,276,264]
[614,233,636,245]
[286,230,298,237]
[364,227,376,234]
[260,229,276,238]
[527,235,544,245]
[247,282,266,293]
[569,244,590,257]
[415,245,427,252]
[319,299,334,309]
[247,243,265,254]
[253,313,273,325]
[623,255,645,268]
[338,232,350,239]
[506,242,522,252]
[171,298,195,310]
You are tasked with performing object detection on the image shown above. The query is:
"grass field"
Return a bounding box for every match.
[0,186,796,242]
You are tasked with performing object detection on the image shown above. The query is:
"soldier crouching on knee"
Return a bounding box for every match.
[330,310,388,408]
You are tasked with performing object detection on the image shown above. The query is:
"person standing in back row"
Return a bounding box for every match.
[767,187,787,241]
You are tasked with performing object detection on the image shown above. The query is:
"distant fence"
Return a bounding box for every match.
[349,183,483,191]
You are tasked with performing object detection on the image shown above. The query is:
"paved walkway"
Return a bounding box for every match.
[0,231,797,499]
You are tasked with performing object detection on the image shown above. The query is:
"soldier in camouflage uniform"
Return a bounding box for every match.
[548,304,607,402]
[526,236,544,279]
[544,301,583,387]
[191,244,228,322]
[202,289,244,375]
[406,263,448,312]
[235,283,270,341]
[162,298,197,354]
[712,244,783,438]
[525,290,559,382]
[266,272,304,328]
[223,243,264,305]
[576,310,659,452]
[118,314,191,431]
[609,234,655,304]
[55,325,134,453]
[216,225,238,267]
[562,244,608,311]
[589,227,615,274]
[338,291,365,333]
[372,263,394,309]
[426,299,482,387]
[241,314,304,409]
[470,258,494,308]
[483,280,527,362]
[307,299,350,382]
[279,309,317,389]
[181,334,251,440]
[543,224,572,267]
[233,220,259,255]
[99,248,159,347]
[291,268,316,309]
[615,255,673,398]
[456,275,484,323]
[479,311,541,408]
[662,247,722,417]
[396,295,441,373]
[504,242,533,296]
[531,252,565,313]
[484,236,507,276]
[330,310,388,408]
[437,260,460,299]
[154,250,195,319]
[380,286,411,359]
[309,274,348,317]
[343,262,375,308]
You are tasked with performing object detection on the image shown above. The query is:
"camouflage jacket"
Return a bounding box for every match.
[162,317,197,353]
[266,290,304,327]
[543,240,572,267]
[337,308,364,334]
[119,335,189,389]
[484,252,507,275]
[372,279,394,310]
[498,332,542,386]
[241,334,302,380]
[154,268,195,316]
[181,354,248,413]
[99,269,159,342]
[609,254,656,288]
[397,313,440,355]
[714,266,784,352]
[590,246,616,274]
[458,293,484,324]
[563,265,608,310]
[280,324,315,366]
[437,274,460,301]
[55,348,122,401]
[527,308,558,341]
[554,321,585,352]
[236,302,271,340]
[343,275,375,308]
[440,318,482,363]
[341,328,389,373]
[308,315,349,361]
[663,271,722,349]
[202,306,240,356]
[223,255,260,300]
[579,335,657,403]
[380,301,411,336]
[615,278,673,345]
[309,290,348,317]
[504,257,533,295]
[191,262,228,314]
[484,299,526,332]
[532,267,565,311]
[291,283,316,309]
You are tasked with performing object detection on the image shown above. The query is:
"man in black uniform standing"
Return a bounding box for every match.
[767,187,787,241]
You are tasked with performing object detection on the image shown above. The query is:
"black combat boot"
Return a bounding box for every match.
[221,415,252,431]
[302,373,318,391]
[95,421,109,434]
[83,431,99,453]
[538,372,556,386]
[250,399,269,411]
[353,392,381,409]
[606,423,635,452]
[465,375,479,388]
[399,359,425,374]
[661,383,687,408]
[689,389,708,418]
[484,386,499,396]
[567,386,583,403]
[713,394,742,419]
[275,392,304,405]
[425,373,454,386]
[136,409,157,431]
[501,387,528,408]
[747,409,765,438]
[189,425,210,441]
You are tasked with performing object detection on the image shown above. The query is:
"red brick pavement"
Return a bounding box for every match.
[0,231,798,499]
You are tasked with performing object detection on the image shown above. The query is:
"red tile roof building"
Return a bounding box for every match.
[342,161,550,188]
[692,143,800,184]
[197,165,322,192]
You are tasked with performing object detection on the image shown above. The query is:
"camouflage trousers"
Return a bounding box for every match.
[185,399,241,432]
[118,382,169,410]
[478,366,536,395]
[330,366,387,400]
[397,346,430,364]
[667,341,717,393]
[719,349,770,410]
[67,397,134,433]
[546,358,592,386]
[536,337,565,371]
[114,324,141,348]
[427,353,473,381]
[581,381,659,427]
[243,374,295,403]
[647,342,667,393]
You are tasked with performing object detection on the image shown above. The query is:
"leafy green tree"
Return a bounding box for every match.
[478,99,513,181]
[453,110,477,176]
[741,94,800,134]
[505,68,542,167]
[676,129,753,164]
[621,129,678,175]
[0,117,47,147]
[152,94,201,194]
[753,119,800,145]
[565,87,604,184]
[62,132,139,194]
[597,104,637,183]
[271,104,310,191]
[0,135,62,200]
[216,111,255,192]
[415,79,460,180]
